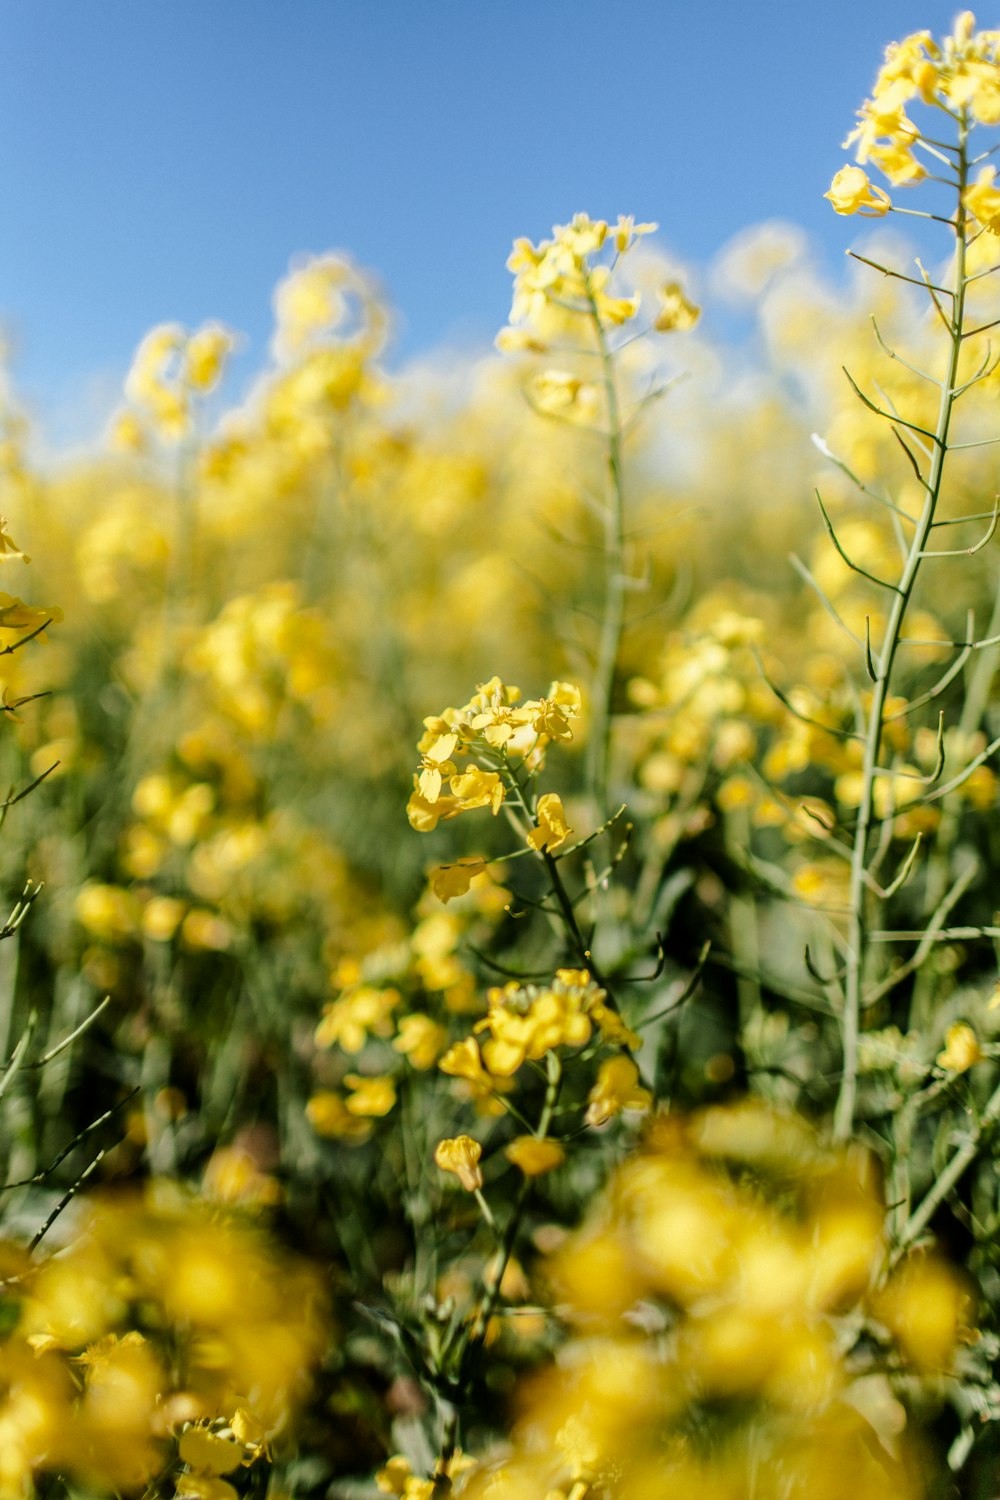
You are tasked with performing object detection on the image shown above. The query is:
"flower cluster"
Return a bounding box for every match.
[0,1192,325,1499]
[468,968,628,1078]
[464,1104,967,1500]
[827,12,1000,218]
[406,676,581,835]
[119,321,234,443]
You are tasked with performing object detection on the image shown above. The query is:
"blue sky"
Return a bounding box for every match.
[0,0,977,445]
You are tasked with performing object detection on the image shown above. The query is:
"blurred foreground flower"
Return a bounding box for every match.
[5,1189,326,1497]
[463,1102,966,1499]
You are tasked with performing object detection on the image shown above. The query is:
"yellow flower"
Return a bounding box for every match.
[178,1428,243,1476]
[824,165,892,216]
[183,323,234,392]
[439,1037,497,1097]
[867,142,926,185]
[434,1135,484,1192]
[504,1136,566,1175]
[392,1014,448,1070]
[936,1023,984,1073]
[964,165,1000,232]
[654,282,701,332]
[430,857,488,902]
[0,518,27,563]
[525,682,582,741]
[315,985,399,1053]
[450,766,504,814]
[407,786,460,832]
[586,1055,653,1127]
[872,1254,969,1371]
[141,896,186,942]
[476,970,596,1076]
[494,326,548,354]
[527,792,573,853]
[343,1074,397,1116]
[0,594,63,632]
[611,214,658,252]
[305,1091,372,1142]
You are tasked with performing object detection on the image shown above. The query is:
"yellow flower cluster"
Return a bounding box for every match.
[406,676,581,833]
[120,321,234,442]
[827,13,1000,218]
[437,969,640,1092]
[503,214,652,342]
[496,213,699,426]
[465,1103,966,1500]
[0,1191,325,1499]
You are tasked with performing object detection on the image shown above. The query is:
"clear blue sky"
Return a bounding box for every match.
[0,0,976,444]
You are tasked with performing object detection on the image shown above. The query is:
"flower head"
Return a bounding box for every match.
[434,1135,484,1192]
[824,166,892,217]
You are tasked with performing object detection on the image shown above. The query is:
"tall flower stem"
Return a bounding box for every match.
[584,286,627,817]
[834,122,970,1141]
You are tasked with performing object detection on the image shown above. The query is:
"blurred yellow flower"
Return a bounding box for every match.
[964,164,1000,231]
[430,856,488,902]
[585,1055,653,1126]
[504,1136,565,1175]
[936,1022,984,1073]
[654,281,701,331]
[392,1013,448,1070]
[343,1074,397,1117]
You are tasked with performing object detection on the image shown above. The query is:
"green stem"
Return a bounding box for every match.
[893,1070,1000,1263]
[584,284,627,815]
[433,1052,562,1481]
[834,123,970,1142]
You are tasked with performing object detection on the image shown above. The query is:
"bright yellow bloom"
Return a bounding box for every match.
[430,857,488,902]
[438,1037,497,1097]
[530,369,601,421]
[586,1055,653,1127]
[964,165,1000,231]
[526,682,582,741]
[527,792,573,853]
[936,1023,984,1073]
[824,165,892,216]
[201,1145,282,1207]
[0,594,63,632]
[407,786,460,832]
[504,1136,566,1175]
[475,970,599,1076]
[450,766,504,814]
[434,1135,483,1192]
[0,518,27,563]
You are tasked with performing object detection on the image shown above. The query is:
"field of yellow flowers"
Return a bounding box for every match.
[6,14,1000,1499]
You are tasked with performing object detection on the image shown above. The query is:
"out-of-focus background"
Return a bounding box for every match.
[0,0,966,446]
